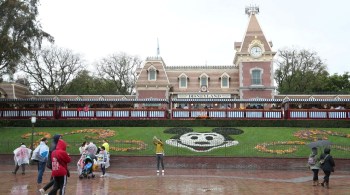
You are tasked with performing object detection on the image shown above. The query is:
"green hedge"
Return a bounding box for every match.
[1,119,350,128]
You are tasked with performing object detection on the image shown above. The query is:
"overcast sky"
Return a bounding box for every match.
[38,0,350,75]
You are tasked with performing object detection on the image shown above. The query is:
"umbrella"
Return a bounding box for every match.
[307,140,332,148]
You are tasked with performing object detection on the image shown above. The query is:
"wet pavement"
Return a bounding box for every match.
[2,164,350,195]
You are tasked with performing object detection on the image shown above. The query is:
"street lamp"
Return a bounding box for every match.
[31,112,37,150]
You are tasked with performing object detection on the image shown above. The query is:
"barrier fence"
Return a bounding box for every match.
[1,108,350,120]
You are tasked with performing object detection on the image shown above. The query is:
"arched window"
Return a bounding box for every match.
[251,69,262,85]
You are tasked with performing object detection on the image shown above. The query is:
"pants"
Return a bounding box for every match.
[37,161,47,184]
[156,154,164,170]
[14,163,26,174]
[312,169,319,181]
[43,177,54,191]
[48,176,67,195]
[323,170,331,183]
[101,164,106,175]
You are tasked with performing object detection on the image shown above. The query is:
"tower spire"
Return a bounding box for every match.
[157,38,160,56]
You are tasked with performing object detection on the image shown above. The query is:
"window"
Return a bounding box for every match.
[251,69,262,85]
[200,75,208,87]
[180,76,187,88]
[148,68,156,81]
[178,73,188,88]
[220,73,230,88]
[222,76,228,87]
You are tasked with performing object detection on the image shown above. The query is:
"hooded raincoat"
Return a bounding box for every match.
[51,139,71,177]
[13,145,32,166]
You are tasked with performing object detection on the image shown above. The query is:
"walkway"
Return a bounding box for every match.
[2,165,350,195]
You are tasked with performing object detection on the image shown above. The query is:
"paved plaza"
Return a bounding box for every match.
[2,164,350,195]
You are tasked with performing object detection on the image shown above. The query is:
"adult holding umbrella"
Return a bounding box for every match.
[307,139,333,187]
[319,148,335,189]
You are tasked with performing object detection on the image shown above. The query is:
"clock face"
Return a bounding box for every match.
[201,85,207,92]
[250,46,262,57]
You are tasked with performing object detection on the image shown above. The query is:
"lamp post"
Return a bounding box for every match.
[31,112,37,150]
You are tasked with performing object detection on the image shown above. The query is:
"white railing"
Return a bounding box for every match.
[0,108,349,120]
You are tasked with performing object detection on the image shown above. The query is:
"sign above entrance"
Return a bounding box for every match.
[177,94,231,99]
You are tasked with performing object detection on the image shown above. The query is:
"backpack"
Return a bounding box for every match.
[308,156,316,166]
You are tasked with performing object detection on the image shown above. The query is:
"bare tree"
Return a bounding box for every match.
[96,52,142,95]
[20,45,84,95]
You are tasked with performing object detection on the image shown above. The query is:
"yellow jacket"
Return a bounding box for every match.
[154,140,164,154]
[102,142,110,153]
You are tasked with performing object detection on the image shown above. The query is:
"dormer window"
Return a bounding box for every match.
[148,66,157,81]
[199,73,209,87]
[220,73,230,88]
[178,73,188,88]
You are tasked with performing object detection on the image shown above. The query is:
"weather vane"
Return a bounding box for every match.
[245,5,259,16]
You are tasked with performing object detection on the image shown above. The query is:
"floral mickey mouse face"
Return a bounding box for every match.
[180,132,225,147]
[166,132,239,152]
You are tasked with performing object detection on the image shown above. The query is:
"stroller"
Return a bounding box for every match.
[79,155,95,179]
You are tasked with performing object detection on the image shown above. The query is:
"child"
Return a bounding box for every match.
[97,146,108,177]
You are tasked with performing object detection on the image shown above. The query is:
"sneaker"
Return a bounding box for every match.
[162,170,164,173]
[156,170,160,173]
[39,188,45,195]
[11,171,16,175]
[100,175,104,178]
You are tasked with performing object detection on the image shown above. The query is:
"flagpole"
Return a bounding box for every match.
[157,38,160,56]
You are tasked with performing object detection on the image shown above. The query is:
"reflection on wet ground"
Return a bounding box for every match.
[2,165,350,195]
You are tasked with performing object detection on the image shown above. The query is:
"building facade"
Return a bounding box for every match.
[135,6,275,109]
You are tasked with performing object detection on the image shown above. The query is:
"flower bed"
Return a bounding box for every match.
[293,129,350,141]
[20,129,146,152]
[255,141,306,154]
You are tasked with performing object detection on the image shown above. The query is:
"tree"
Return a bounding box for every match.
[20,45,84,95]
[96,52,142,95]
[0,0,53,79]
[322,72,350,94]
[274,48,329,94]
[62,70,119,95]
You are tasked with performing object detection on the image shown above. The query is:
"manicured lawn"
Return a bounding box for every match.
[0,127,349,158]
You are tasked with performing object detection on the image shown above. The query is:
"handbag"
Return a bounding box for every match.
[320,154,329,165]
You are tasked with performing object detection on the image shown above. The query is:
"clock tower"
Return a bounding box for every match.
[233,6,276,100]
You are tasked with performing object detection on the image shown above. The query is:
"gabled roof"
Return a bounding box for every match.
[240,13,272,53]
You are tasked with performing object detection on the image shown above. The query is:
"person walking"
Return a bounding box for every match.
[97,146,108,177]
[153,136,165,173]
[12,143,32,175]
[48,139,71,195]
[320,147,335,189]
[31,137,49,184]
[39,134,62,195]
[308,147,320,186]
